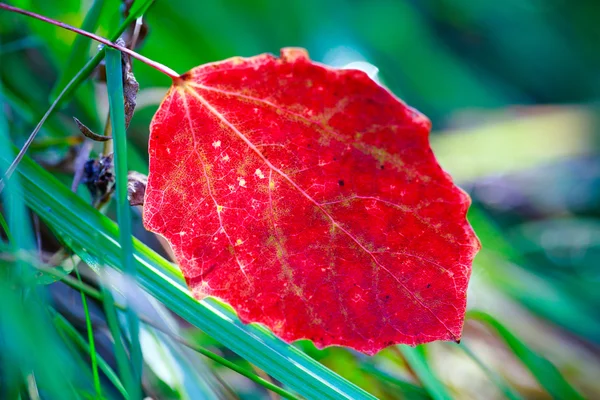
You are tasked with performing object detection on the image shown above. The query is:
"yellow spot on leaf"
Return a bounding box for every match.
[236,239,243,246]
[255,168,265,179]
[212,140,221,148]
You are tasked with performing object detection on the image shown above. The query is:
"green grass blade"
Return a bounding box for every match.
[0,210,11,243]
[50,0,107,102]
[75,268,102,397]
[106,47,143,398]
[0,0,155,190]
[0,95,33,256]
[0,60,30,396]
[2,152,377,400]
[2,81,79,398]
[50,0,155,107]
[397,345,452,400]
[359,363,430,400]
[52,310,128,399]
[455,343,522,400]
[469,208,600,342]
[56,270,298,399]
[100,282,135,398]
[467,311,584,400]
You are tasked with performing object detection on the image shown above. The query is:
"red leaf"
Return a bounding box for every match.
[144,48,480,355]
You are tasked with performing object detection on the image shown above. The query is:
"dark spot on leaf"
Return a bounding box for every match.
[426,283,431,288]
[338,179,344,186]
[380,165,385,170]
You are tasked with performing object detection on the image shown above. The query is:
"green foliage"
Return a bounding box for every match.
[105,46,143,399]
[398,346,452,400]
[468,311,585,400]
[1,0,599,398]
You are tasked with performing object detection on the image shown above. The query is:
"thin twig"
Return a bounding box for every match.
[0,1,178,192]
[0,3,179,79]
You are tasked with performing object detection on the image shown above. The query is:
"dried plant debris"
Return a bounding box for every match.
[73,117,111,141]
[94,40,139,129]
[118,38,140,129]
[83,154,115,205]
[127,171,147,206]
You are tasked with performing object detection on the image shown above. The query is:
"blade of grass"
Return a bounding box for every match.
[358,363,430,400]
[396,345,452,400]
[155,327,299,400]
[0,0,156,191]
[0,88,33,257]
[2,153,377,400]
[51,0,155,107]
[74,268,102,398]
[100,282,135,398]
[50,0,107,101]
[0,3,178,79]
[467,310,584,400]
[52,309,128,399]
[143,328,222,399]
[454,342,522,400]
[0,35,77,400]
[55,270,299,399]
[469,208,600,342]
[0,210,12,243]
[0,54,31,397]
[106,46,143,398]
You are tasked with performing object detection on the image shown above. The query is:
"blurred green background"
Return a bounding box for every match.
[1,0,600,399]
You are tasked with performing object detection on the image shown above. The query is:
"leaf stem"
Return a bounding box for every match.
[0,2,179,80]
